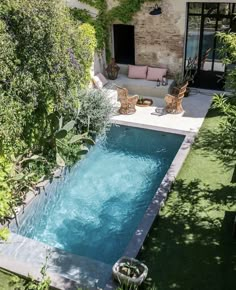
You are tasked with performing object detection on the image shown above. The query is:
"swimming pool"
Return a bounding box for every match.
[12,125,184,265]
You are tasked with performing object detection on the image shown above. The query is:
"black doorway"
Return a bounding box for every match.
[113,24,135,64]
[185,2,236,90]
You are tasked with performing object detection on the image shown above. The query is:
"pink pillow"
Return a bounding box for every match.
[128,65,147,79]
[147,67,167,81]
[92,73,108,89]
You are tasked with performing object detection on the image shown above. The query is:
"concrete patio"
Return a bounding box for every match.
[111,88,214,135]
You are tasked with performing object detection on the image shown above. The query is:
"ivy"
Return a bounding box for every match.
[71,0,159,60]
[108,0,158,23]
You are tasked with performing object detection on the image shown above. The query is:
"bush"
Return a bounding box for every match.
[0,0,96,155]
[77,89,114,135]
[0,0,97,225]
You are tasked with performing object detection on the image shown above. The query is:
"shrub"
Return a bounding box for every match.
[77,89,114,135]
[0,0,96,155]
[0,0,97,225]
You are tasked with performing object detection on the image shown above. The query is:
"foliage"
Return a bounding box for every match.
[0,0,96,154]
[0,0,97,226]
[217,31,236,92]
[174,57,197,87]
[9,257,51,290]
[47,112,95,167]
[208,32,236,166]
[72,0,157,60]
[0,227,10,241]
[211,94,236,164]
[77,89,114,135]
[70,8,105,52]
[107,0,158,23]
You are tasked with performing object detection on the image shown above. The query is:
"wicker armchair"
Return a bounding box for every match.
[117,87,139,115]
[164,82,188,114]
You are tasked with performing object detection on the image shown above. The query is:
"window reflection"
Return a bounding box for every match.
[204,3,218,15]
[189,3,202,14]
[219,4,231,15]
[186,3,235,75]
[186,16,201,67]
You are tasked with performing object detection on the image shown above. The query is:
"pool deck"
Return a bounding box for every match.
[0,89,215,290]
[111,88,214,136]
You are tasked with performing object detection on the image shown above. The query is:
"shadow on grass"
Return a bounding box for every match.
[192,110,235,171]
[138,179,236,290]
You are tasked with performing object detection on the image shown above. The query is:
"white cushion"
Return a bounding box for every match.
[92,73,108,89]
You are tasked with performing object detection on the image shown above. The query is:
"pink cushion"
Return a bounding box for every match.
[147,67,167,81]
[92,73,108,89]
[128,65,147,79]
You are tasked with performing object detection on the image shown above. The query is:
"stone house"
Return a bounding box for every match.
[68,1,236,90]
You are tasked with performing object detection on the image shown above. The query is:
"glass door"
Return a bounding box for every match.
[185,3,236,90]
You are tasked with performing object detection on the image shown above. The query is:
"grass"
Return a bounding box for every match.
[0,268,25,289]
[138,109,236,290]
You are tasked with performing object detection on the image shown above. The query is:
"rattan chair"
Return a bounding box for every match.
[117,86,139,115]
[164,82,188,114]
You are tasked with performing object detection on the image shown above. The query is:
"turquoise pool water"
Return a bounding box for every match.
[13,125,184,264]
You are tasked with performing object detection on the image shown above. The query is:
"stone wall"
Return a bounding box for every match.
[133,1,184,75]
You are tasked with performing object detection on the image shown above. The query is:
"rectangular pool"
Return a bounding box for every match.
[12,125,184,265]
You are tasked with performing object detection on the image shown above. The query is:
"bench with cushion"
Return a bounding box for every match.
[92,64,174,105]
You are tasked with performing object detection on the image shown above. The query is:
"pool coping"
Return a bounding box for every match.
[0,124,195,290]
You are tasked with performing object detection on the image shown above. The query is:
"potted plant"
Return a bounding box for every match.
[112,257,148,287]
[174,56,197,97]
[136,96,153,107]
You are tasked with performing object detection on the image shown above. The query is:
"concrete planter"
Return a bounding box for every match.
[112,256,148,287]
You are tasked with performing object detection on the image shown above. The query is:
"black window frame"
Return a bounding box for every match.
[185,2,236,73]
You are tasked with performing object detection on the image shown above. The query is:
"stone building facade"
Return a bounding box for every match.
[68,0,236,89]
[108,0,236,77]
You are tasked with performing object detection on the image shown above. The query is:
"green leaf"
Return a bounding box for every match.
[55,129,67,139]
[56,153,65,167]
[49,112,60,130]
[82,138,95,145]
[20,155,45,164]
[68,135,83,144]
[11,173,24,181]
[68,135,95,145]
[63,120,76,132]
[77,146,89,155]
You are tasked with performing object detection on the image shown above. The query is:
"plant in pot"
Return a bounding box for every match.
[112,257,148,287]
[174,56,197,97]
[137,96,153,107]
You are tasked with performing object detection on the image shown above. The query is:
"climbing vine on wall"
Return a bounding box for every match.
[107,0,158,23]
[73,0,159,58]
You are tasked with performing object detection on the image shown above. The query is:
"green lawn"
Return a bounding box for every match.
[0,268,25,290]
[139,109,236,290]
